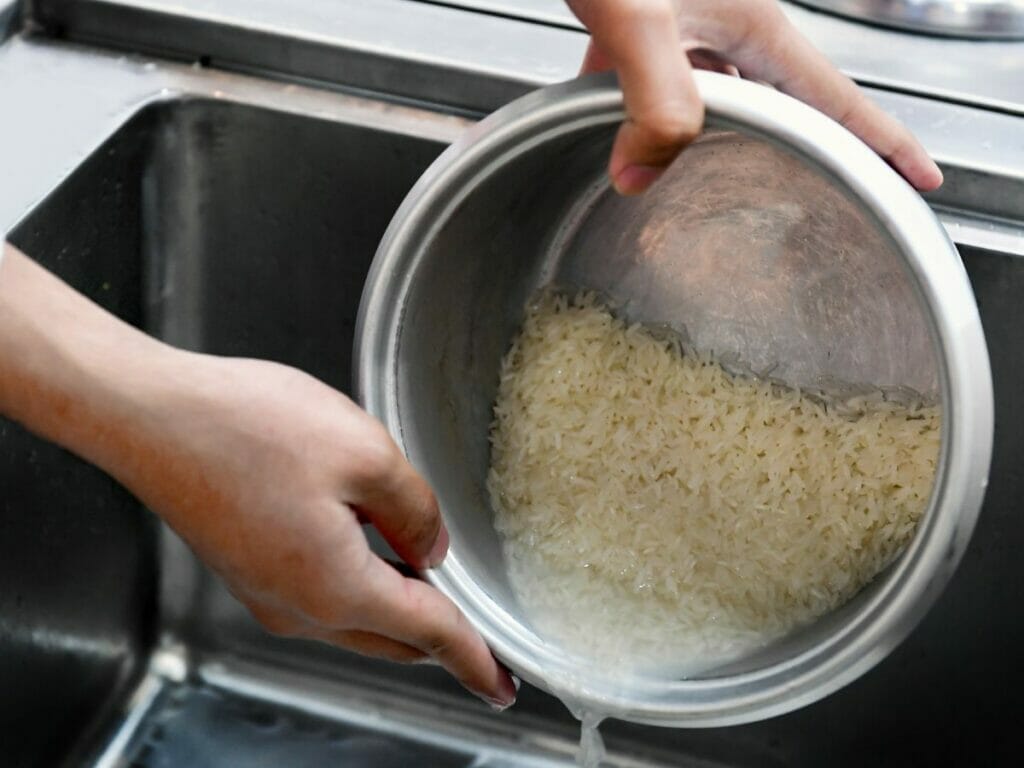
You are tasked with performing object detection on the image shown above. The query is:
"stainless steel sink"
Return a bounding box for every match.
[1,94,472,767]
[1,3,1024,766]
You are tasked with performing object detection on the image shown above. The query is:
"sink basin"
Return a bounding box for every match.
[2,31,1024,768]
[3,97,447,767]
[12,98,444,389]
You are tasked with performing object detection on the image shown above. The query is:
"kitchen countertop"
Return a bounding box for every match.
[23,0,1024,114]
[3,1,1022,253]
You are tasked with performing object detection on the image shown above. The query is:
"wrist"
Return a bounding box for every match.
[0,243,190,482]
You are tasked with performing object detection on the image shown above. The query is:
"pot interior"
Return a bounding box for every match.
[394,117,940,682]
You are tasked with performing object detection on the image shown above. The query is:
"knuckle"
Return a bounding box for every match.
[639,104,704,148]
[419,602,465,658]
[352,429,402,490]
[421,628,453,658]
[400,489,441,547]
[735,0,786,48]
[620,0,674,27]
[401,580,465,657]
[297,576,366,629]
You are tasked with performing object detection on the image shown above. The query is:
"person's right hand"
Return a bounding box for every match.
[565,0,943,194]
[0,244,517,710]
[123,354,517,710]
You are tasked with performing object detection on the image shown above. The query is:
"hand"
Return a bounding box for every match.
[127,356,516,709]
[0,245,517,710]
[566,0,943,194]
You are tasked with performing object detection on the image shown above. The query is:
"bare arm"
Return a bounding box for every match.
[0,242,516,710]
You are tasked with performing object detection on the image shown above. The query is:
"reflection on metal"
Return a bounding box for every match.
[94,653,661,768]
[939,209,1024,256]
[795,0,1024,38]
[92,669,167,768]
[0,1,19,42]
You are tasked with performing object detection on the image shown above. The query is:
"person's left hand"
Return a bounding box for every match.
[566,0,942,195]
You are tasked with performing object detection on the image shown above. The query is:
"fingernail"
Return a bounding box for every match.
[485,695,515,713]
[427,525,450,568]
[612,164,664,195]
[497,671,519,709]
[478,669,518,712]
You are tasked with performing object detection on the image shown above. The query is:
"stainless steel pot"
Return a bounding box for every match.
[355,72,993,726]
[794,0,1024,39]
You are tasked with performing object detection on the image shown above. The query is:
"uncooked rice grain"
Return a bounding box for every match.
[487,290,941,674]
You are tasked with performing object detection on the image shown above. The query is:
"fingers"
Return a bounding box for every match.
[362,558,517,709]
[248,601,429,664]
[826,87,943,192]
[725,5,942,191]
[574,0,941,193]
[318,628,429,664]
[579,39,612,75]
[345,423,448,570]
[247,553,515,708]
[569,0,704,194]
[685,47,739,77]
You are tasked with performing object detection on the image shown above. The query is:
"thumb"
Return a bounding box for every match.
[345,424,448,570]
[569,0,704,194]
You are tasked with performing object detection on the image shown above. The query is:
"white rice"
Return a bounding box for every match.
[487,290,941,674]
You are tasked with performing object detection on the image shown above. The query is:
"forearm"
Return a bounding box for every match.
[0,241,175,481]
[0,242,513,706]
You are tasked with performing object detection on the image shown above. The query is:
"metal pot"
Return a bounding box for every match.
[355,72,993,726]
[794,0,1024,39]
